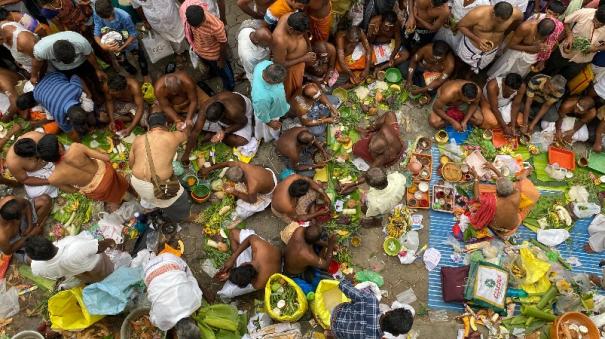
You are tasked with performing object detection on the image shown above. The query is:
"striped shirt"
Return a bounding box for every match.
[33,72,82,132]
[526,74,565,105]
[189,11,226,60]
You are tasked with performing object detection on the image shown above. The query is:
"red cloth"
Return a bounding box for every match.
[352,123,404,166]
[469,192,497,229]
[446,106,465,122]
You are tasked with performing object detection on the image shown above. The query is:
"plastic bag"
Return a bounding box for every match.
[537,229,570,247]
[519,247,552,294]
[464,261,509,313]
[82,267,144,315]
[310,279,350,329]
[568,185,590,203]
[355,270,384,287]
[573,202,601,219]
[356,281,381,301]
[0,280,19,318]
[264,273,308,322]
[105,249,132,268]
[142,31,174,64]
[49,287,104,330]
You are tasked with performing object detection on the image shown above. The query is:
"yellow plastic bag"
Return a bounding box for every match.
[519,247,551,294]
[141,82,156,105]
[568,65,593,95]
[311,280,350,329]
[264,273,308,322]
[48,287,104,331]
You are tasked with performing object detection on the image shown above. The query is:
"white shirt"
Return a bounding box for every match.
[129,0,185,43]
[238,27,271,82]
[31,233,101,279]
[366,172,407,217]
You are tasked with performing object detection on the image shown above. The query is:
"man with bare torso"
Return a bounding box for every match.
[237,0,274,20]
[403,40,455,96]
[335,26,371,88]
[488,18,555,79]
[480,73,525,134]
[272,11,312,99]
[305,41,337,86]
[457,3,522,74]
[552,96,596,145]
[200,161,278,223]
[352,111,405,167]
[305,0,331,41]
[284,223,335,280]
[276,126,331,176]
[0,68,23,121]
[405,0,450,51]
[36,135,129,211]
[0,194,51,259]
[368,11,409,72]
[271,173,331,225]
[6,131,58,199]
[101,74,146,137]
[430,80,483,131]
[130,113,191,222]
[155,70,210,130]
[289,83,339,138]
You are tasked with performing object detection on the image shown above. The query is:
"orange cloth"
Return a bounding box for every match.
[469,192,497,229]
[284,62,306,99]
[81,161,128,204]
[30,110,60,134]
[337,53,368,71]
[308,7,332,41]
[267,0,294,20]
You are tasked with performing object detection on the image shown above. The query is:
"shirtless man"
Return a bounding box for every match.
[430,80,483,131]
[0,68,22,121]
[352,111,405,167]
[237,0,274,20]
[276,127,331,175]
[305,0,331,42]
[289,83,339,138]
[554,96,596,145]
[368,11,409,72]
[36,135,129,210]
[284,223,335,278]
[200,161,277,223]
[457,3,522,74]
[335,26,371,88]
[271,173,331,224]
[155,70,210,130]
[404,40,455,96]
[0,21,36,74]
[480,73,526,135]
[6,131,58,199]
[488,18,555,79]
[405,0,450,51]
[272,12,312,99]
[214,228,281,295]
[0,194,51,257]
[305,41,337,86]
[101,74,146,137]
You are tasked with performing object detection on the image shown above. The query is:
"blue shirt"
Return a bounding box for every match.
[331,279,382,339]
[251,60,290,123]
[93,8,138,51]
[33,72,82,132]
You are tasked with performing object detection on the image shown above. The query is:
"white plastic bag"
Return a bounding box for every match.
[142,31,174,64]
[537,229,570,247]
[573,202,601,219]
[355,281,382,301]
[0,280,19,318]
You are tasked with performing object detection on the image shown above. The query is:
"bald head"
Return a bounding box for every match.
[251,27,272,48]
[303,83,321,99]
[164,74,181,95]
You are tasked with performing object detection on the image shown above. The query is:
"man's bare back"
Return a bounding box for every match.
[458,5,521,49]
[6,131,45,178]
[306,0,330,17]
[367,112,403,166]
[492,192,521,231]
[155,71,209,124]
[199,92,247,129]
[272,12,310,65]
[284,226,319,275]
[247,235,281,288]
[276,127,307,163]
[130,129,186,181]
[272,174,308,215]
[48,143,102,188]
[436,80,469,106]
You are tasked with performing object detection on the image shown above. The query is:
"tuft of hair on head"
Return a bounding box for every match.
[462,83,479,99]
[0,199,20,221]
[185,5,205,27]
[14,138,37,158]
[287,11,309,33]
[225,166,244,183]
[288,178,310,198]
[36,134,61,162]
[174,317,201,339]
[296,130,314,144]
[381,308,414,336]
[494,1,513,20]
[597,6,605,24]
[206,101,225,122]
[432,40,450,57]
[365,167,387,188]
[504,73,522,90]
[147,112,167,128]
[547,0,565,14]
[67,106,90,136]
[25,235,56,261]
[53,40,76,64]
[107,74,128,91]
[95,0,114,19]
[228,263,258,288]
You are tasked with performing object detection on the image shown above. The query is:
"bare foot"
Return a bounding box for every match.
[584,243,595,253]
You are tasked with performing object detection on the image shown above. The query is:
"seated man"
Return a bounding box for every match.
[480,73,526,134]
[367,11,409,72]
[276,126,331,176]
[16,90,60,134]
[37,135,129,211]
[182,91,252,163]
[305,40,337,86]
[519,74,566,134]
[101,74,147,137]
[430,80,483,132]
[200,161,277,225]
[6,132,59,200]
[593,107,605,153]
[214,228,281,299]
[548,96,596,144]
[26,234,116,284]
[335,26,372,89]
[289,83,339,138]
[284,223,335,289]
[155,70,210,130]
[271,173,331,225]
[405,0,450,51]
[0,195,51,258]
[353,111,405,167]
[403,40,455,97]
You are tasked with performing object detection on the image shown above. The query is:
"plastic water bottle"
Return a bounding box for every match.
[133,212,147,233]
[146,229,159,252]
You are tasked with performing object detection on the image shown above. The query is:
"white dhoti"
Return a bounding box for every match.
[540,116,589,142]
[589,214,605,252]
[25,162,59,199]
[488,48,537,79]
[458,35,498,74]
[203,93,253,142]
[499,102,513,124]
[594,71,605,99]
[254,116,281,142]
[434,27,462,50]
[234,168,278,219]
[130,174,185,209]
[216,229,258,299]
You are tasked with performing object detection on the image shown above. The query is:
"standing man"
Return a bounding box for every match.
[306,0,332,42]
[155,71,210,130]
[456,3,522,74]
[101,74,147,137]
[433,0,490,49]
[251,61,290,142]
[405,0,450,51]
[264,0,308,28]
[0,195,51,258]
[403,40,455,97]
[0,21,37,74]
[237,22,272,82]
[129,113,191,222]
[480,73,526,134]
[272,11,312,99]
[430,80,483,131]
[180,4,234,91]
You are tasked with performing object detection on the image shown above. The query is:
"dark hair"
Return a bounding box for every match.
[303,224,321,243]
[287,11,309,33]
[36,134,61,162]
[494,2,513,19]
[53,40,76,64]
[381,308,414,335]
[185,5,205,27]
[432,0,447,6]
[365,167,388,189]
[24,236,56,261]
[94,0,114,19]
[0,199,20,221]
[16,92,37,110]
[228,263,258,288]
[174,317,201,339]
[206,102,225,122]
[462,83,478,99]
[67,106,90,136]
[14,138,37,158]
[296,130,314,144]
[382,11,397,23]
[288,179,310,197]
[597,6,605,24]
[537,18,555,36]
[0,8,9,21]
[107,74,127,91]
[547,0,565,14]
[432,40,449,57]
[148,112,167,128]
[504,73,522,90]
[295,0,310,3]
[264,63,287,83]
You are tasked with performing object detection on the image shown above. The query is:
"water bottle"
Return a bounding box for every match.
[133,212,148,233]
[146,229,159,252]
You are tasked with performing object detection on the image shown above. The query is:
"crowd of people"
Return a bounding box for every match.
[0,0,604,336]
